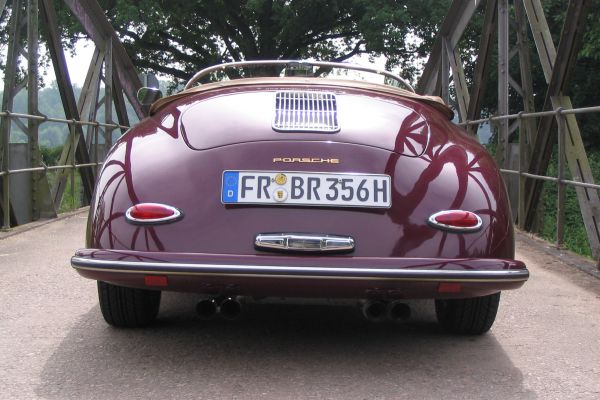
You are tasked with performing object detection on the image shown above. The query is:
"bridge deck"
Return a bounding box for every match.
[1,211,599,399]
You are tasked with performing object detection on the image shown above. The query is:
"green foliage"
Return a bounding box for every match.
[538,151,600,258]
[39,146,63,166]
[49,0,452,86]
[486,130,598,259]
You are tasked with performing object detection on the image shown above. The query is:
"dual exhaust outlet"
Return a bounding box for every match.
[196,297,410,322]
[361,300,411,322]
[196,297,243,320]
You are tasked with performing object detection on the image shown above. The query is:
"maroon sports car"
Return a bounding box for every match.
[71,60,528,334]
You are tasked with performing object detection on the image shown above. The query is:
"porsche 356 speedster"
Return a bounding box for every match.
[71,60,528,334]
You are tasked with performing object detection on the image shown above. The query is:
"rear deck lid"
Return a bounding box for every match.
[179,89,431,157]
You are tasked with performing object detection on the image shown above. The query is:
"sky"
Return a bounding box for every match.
[0,39,95,87]
[49,40,96,87]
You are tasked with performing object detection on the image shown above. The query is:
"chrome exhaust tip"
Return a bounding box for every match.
[387,301,411,322]
[219,297,243,320]
[361,300,387,322]
[196,298,218,319]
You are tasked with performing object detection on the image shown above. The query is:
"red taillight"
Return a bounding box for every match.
[428,210,482,232]
[125,203,182,224]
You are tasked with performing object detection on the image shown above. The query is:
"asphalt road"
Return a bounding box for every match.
[1,210,600,400]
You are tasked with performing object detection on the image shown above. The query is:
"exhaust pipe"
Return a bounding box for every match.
[361,300,387,322]
[196,298,218,319]
[219,297,243,320]
[387,301,411,322]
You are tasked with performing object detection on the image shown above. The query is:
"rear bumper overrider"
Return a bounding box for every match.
[71,249,529,299]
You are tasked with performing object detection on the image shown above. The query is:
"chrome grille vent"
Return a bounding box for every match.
[272,91,340,133]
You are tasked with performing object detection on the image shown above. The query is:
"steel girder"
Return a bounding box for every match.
[61,0,146,119]
[0,0,143,227]
[40,0,94,210]
[417,0,600,259]
[1,0,56,228]
[521,0,600,258]
[417,0,482,97]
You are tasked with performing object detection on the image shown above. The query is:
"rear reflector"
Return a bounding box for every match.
[428,210,482,233]
[145,275,168,287]
[125,203,182,225]
[438,282,462,293]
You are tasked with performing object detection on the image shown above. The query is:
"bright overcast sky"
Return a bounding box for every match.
[50,40,96,87]
[0,39,95,87]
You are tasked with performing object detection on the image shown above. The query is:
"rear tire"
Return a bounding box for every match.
[435,292,500,335]
[97,281,161,327]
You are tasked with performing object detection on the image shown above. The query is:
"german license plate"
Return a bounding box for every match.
[221,171,391,208]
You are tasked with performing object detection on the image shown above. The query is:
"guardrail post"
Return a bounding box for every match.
[2,112,10,229]
[556,108,566,248]
[70,121,76,209]
[94,122,99,175]
[518,112,526,230]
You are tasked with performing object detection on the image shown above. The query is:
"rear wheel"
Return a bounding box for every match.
[97,281,161,327]
[435,292,500,335]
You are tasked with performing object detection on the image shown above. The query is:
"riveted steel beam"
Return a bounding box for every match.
[40,0,94,210]
[0,0,23,228]
[111,65,131,135]
[104,39,114,153]
[522,0,600,258]
[440,37,450,103]
[496,0,510,169]
[417,0,482,95]
[445,39,470,122]
[466,0,497,136]
[514,0,537,153]
[522,0,556,83]
[62,0,145,119]
[28,0,56,220]
[1,0,56,226]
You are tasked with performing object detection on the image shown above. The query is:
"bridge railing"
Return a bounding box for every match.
[459,105,600,252]
[0,111,129,228]
[1,105,600,259]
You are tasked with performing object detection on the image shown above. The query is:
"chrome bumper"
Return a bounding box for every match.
[71,256,529,283]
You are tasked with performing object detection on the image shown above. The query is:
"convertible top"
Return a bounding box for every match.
[149,77,454,119]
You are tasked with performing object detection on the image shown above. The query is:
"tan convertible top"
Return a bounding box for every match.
[149,77,454,119]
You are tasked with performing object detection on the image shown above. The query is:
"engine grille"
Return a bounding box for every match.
[272,91,340,133]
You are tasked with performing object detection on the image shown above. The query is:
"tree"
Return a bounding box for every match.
[53,0,441,85]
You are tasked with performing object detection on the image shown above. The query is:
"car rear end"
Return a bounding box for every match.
[72,76,528,333]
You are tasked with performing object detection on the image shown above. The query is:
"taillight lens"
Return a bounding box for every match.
[428,210,482,232]
[125,203,182,224]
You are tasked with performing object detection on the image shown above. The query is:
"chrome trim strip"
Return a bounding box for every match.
[125,203,183,225]
[427,210,483,233]
[71,257,529,282]
[255,233,355,252]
